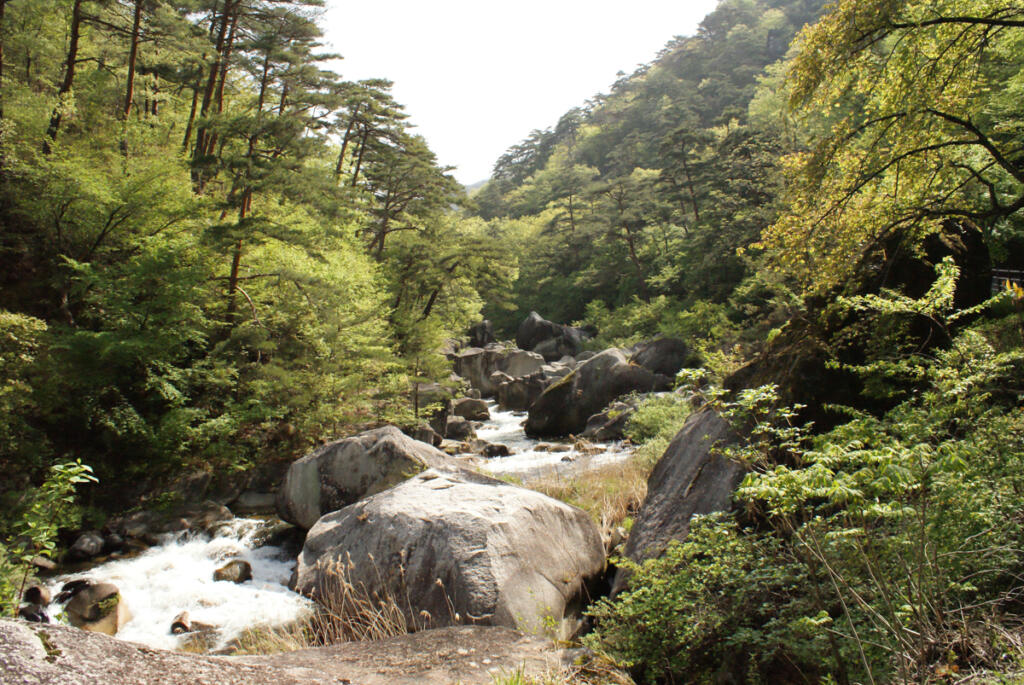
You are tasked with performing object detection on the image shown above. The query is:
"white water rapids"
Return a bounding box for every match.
[472,401,633,480]
[45,518,314,651]
[46,400,631,652]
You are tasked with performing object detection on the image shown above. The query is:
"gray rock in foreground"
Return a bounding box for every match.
[613,409,745,593]
[277,426,453,530]
[0,619,572,685]
[294,468,605,639]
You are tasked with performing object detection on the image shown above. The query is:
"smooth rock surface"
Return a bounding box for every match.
[294,469,605,638]
[0,620,573,684]
[526,349,671,437]
[277,426,452,530]
[613,409,745,593]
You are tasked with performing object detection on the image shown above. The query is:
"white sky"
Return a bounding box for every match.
[321,0,720,184]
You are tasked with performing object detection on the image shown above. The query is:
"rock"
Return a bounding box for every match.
[534,443,571,453]
[182,500,234,533]
[294,469,605,639]
[464,439,511,458]
[102,533,124,554]
[613,410,745,594]
[526,349,671,437]
[0,619,579,685]
[515,312,586,361]
[540,364,573,380]
[67,532,104,561]
[59,580,132,636]
[171,611,191,634]
[466,388,482,400]
[451,345,508,396]
[581,400,639,441]
[445,415,477,441]
[214,560,252,584]
[630,338,698,377]
[496,373,547,412]
[277,426,453,531]
[572,439,603,456]
[18,586,51,624]
[502,350,545,378]
[452,397,490,421]
[467,320,495,348]
[409,424,443,447]
[231,491,277,515]
[30,556,57,571]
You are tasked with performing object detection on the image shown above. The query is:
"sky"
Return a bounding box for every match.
[321,0,720,185]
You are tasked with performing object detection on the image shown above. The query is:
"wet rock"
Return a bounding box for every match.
[294,469,605,639]
[214,560,253,584]
[58,580,132,636]
[171,612,191,634]
[182,501,234,534]
[464,439,511,458]
[277,426,453,531]
[452,397,490,421]
[67,532,104,562]
[445,415,476,441]
[231,491,277,515]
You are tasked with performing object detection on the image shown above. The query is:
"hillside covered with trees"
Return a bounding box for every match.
[4,0,1024,682]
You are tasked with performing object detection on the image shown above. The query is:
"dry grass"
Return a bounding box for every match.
[226,552,460,654]
[490,652,636,685]
[526,451,656,540]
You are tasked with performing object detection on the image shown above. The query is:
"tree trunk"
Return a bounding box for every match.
[43,0,84,153]
[335,103,361,179]
[350,128,370,187]
[182,82,200,150]
[192,0,235,174]
[122,0,143,119]
[680,152,701,225]
[622,223,650,299]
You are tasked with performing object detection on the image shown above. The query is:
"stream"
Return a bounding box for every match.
[48,400,632,652]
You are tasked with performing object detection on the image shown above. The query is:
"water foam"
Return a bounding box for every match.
[46,518,313,651]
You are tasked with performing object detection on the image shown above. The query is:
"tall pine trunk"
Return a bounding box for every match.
[43,0,84,153]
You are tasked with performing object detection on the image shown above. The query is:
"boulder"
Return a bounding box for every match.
[613,410,745,594]
[467,320,495,348]
[464,439,511,458]
[496,373,548,412]
[581,400,639,442]
[515,312,589,362]
[0,619,582,685]
[214,560,253,584]
[409,424,443,447]
[182,500,234,534]
[445,416,476,441]
[452,397,490,421]
[277,426,452,531]
[526,349,671,437]
[231,491,277,515]
[67,531,104,561]
[58,581,132,636]
[451,345,508,396]
[629,338,698,378]
[294,469,605,639]
[502,350,545,378]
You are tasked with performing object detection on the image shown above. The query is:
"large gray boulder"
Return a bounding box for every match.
[0,619,578,685]
[613,410,745,593]
[277,427,452,530]
[294,469,605,639]
[515,312,588,362]
[451,397,490,421]
[496,373,548,411]
[629,338,698,378]
[581,399,640,442]
[452,346,546,397]
[525,349,671,437]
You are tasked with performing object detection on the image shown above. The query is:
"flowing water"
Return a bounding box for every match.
[45,518,313,651]
[473,401,633,481]
[46,401,630,652]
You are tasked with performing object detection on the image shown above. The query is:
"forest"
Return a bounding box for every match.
[3,0,1024,683]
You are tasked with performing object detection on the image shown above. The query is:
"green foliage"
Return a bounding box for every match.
[587,514,823,684]
[590,290,1024,682]
[0,460,96,617]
